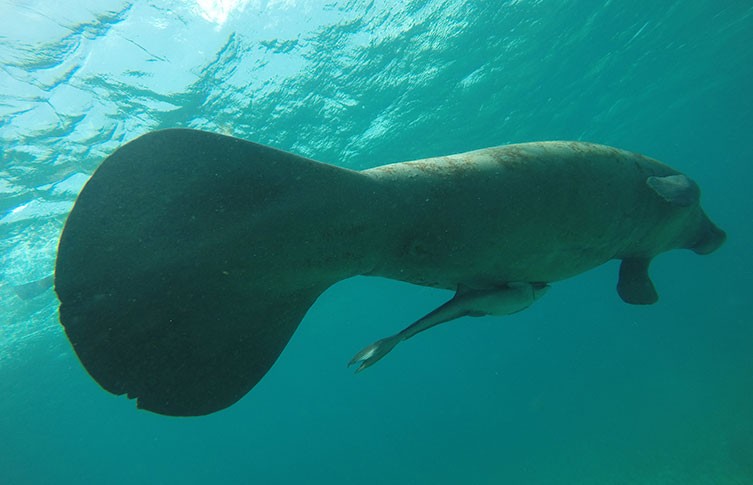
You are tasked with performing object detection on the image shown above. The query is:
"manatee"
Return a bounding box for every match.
[54,129,725,416]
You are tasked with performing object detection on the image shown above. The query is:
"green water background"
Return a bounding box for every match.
[1,1,752,483]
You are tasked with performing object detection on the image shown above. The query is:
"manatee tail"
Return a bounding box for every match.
[55,129,372,416]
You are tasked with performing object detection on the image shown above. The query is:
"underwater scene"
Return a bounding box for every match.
[1,0,752,483]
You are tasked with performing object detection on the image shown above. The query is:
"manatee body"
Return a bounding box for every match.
[363,142,722,289]
[348,141,725,369]
[54,129,725,416]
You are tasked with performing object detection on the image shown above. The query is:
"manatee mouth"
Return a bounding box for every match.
[691,220,726,255]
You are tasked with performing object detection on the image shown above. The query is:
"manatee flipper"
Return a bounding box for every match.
[55,129,364,416]
[646,174,700,207]
[617,258,658,305]
[349,283,549,372]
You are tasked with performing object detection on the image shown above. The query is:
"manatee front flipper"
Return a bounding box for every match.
[349,282,549,372]
[55,129,357,416]
[646,174,700,207]
[617,258,658,305]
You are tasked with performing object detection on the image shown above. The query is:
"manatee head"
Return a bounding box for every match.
[688,211,726,254]
[646,174,726,255]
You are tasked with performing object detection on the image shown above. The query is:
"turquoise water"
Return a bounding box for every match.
[2,0,752,483]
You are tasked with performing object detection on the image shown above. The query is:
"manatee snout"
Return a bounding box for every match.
[691,216,726,255]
